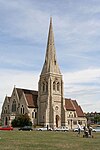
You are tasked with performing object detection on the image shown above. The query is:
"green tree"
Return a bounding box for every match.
[11,114,32,127]
[94,116,100,124]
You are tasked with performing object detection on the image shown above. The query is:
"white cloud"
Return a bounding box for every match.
[0,0,49,42]
[63,68,100,112]
[79,4,100,14]
[63,68,100,84]
[0,68,100,113]
[0,0,100,114]
[0,69,39,113]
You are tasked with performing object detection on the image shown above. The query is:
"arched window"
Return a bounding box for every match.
[74,112,76,117]
[5,107,7,114]
[43,82,45,92]
[57,82,60,91]
[23,107,24,114]
[46,82,48,92]
[21,108,22,114]
[21,105,24,114]
[12,100,16,112]
[69,112,73,118]
[32,110,37,119]
[53,81,56,91]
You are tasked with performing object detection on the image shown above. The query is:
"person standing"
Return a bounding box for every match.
[88,126,92,136]
[77,123,81,136]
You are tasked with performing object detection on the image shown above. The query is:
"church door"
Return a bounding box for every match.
[56,115,59,127]
[5,117,8,126]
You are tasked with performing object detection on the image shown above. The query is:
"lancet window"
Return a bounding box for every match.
[57,82,60,91]
[42,81,48,92]
[12,100,16,112]
[43,82,45,92]
[21,105,24,114]
[53,81,56,91]
[46,82,48,92]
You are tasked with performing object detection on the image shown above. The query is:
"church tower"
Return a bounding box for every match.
[38,18,64,128]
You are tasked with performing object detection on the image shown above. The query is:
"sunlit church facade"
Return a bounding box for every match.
[1,18,87,129]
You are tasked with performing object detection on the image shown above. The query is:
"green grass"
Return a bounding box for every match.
[0,131,100,150]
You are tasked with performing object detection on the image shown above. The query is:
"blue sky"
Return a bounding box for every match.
[0,0,100,113]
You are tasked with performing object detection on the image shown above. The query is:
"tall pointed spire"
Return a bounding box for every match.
[41,17,61,75]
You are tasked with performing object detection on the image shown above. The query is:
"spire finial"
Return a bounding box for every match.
[50,17,52,24]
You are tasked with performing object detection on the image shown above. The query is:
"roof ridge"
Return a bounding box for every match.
[70,99,76,110]
[16,87,38,92]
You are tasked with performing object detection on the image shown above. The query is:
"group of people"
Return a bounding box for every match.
[77,123,93,138]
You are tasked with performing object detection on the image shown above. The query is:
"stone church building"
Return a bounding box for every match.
[1,18,87,129]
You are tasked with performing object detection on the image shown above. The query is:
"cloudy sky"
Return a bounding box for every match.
[0,0,100,113]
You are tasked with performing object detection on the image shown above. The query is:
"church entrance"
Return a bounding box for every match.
[56,115,59,127]
[5,117,8,126]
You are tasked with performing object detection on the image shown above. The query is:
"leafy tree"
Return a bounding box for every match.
[11,114,32,127]
[94,116,100,124]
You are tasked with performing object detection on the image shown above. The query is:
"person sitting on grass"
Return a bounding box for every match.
[83,126,89,138]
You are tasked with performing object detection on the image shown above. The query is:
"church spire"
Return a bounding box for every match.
[41,17,61,75]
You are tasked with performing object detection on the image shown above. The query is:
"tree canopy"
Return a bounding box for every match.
[11,114,32,127]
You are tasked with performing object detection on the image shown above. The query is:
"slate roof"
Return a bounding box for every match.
[16,88,84,116]
[65,98,85,117]
[16,88,38,108]
[65,98,76,111]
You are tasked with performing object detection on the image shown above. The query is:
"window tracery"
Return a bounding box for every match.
[12,100,16,112]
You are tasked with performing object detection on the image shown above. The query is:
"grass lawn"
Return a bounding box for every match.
[0,130,100,150]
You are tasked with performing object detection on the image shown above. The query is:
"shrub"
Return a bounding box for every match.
[11,114,32,127]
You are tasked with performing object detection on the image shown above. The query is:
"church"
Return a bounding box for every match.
[1,18,87,129]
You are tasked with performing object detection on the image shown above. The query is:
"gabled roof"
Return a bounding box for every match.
[15,88,84,116]
[16,88,38,108]
[72,100,85,117]
[25,93,38,108]
[65,99,85,117]
[2,96,10,108]
[65,98,76,111]
[16,88,23,99]
[7,96,11,103]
